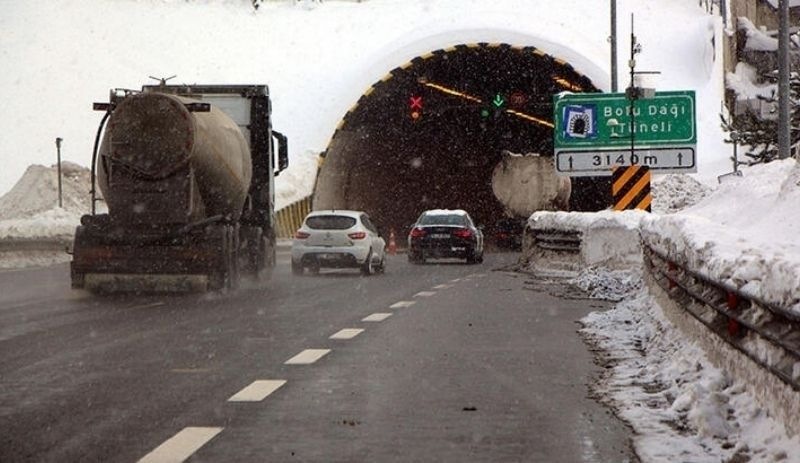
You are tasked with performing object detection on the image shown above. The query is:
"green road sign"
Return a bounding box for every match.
[553,91,696,149]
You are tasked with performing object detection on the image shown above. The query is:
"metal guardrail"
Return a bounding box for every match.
[0,238,71,253]
[275,197,312,239]
[532,229,582,253]
[644,243,800,392]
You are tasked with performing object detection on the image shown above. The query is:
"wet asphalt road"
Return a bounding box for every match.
[0,252,636,462]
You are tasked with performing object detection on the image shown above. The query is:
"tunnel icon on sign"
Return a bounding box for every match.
[563,105,597,139]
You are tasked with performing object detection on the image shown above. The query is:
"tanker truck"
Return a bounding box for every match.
[70,84,288,292]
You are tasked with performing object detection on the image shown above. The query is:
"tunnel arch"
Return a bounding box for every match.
[314,41,608,240]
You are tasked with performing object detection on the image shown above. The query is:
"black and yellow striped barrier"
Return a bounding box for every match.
[612,165,651,212]
[275,196,312,238]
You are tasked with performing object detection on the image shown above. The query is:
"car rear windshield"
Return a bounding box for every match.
[418,214,468,226]
[306,215,357,230]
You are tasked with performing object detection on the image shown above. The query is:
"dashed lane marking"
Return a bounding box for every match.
[362,313,392,322]
[390,301,416,309]
[432,284,453,290]
[228,380,286,402]
[414,291,436,297]
[329,328,364,340]
[138,426,223,463]
[285,349,331,365]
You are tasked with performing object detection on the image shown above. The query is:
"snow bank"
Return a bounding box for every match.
[651,173,712,213]
[526,210,647,271]
[0,163,93,242]
[0,208,80,241]
[582,285,800,462]
[642,159,800,314]
[0,163,91,219]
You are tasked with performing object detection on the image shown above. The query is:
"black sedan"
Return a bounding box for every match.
[407,209,484,264]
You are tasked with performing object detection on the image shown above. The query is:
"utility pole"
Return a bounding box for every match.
[611,0,618,92]
[55,137,63,208]
[627,14,640,163]
[778,0,791,159]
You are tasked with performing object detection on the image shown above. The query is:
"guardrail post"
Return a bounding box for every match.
[667,261,677,289]
[727,291,741,337]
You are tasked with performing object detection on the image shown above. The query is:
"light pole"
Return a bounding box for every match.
[610,0,618,92]
[626,14,641,164]
[55,137,63,208]
[778,0,790,159]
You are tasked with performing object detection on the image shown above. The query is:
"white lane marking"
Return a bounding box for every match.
[228,380,286,402]
[362,313,392,322]
[329,328,364,340]
[285,349,331,365]
[138,427,223,463]
[432,284,453,290]
[450,278,461,283]
[414,291,436,297]
[390,300,416,309]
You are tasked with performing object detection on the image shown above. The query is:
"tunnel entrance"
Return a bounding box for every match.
[314,43,607,239]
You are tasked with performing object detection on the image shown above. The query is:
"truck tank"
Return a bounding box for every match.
[491,151,571,217]
[97,91,252,225]
[71,84,288,292]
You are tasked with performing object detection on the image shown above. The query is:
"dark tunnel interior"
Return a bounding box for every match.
[314,43,610,240]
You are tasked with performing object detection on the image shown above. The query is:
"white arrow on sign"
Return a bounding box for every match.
[555,147,697,177]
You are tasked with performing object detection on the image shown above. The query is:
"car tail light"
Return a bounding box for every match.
[294,230,310,239]
[409,227,426,238]
[348,231,367,240]
[453,228,473,239]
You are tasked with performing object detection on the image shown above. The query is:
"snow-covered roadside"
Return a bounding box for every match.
[643,160,800,316]
[580,276,800,462]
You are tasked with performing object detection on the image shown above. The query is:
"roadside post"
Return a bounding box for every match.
[55,137,63,208]
[717,130,743,183]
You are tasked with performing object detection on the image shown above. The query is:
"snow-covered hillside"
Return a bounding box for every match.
[0,0,729,201]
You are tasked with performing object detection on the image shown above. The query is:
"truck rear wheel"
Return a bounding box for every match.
[208,224,239,291]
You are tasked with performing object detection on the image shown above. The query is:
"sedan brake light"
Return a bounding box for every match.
[294,230,310,239]
[409,227,426,238]
[453,228,473,239]
[348,231,367,240]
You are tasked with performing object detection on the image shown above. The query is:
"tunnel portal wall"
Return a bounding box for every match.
[314,41,607,240]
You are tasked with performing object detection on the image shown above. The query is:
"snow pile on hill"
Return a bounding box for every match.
[0,163,91,240]
[0,162,91,219]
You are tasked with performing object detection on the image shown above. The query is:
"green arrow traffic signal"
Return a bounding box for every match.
[492,94,505,108]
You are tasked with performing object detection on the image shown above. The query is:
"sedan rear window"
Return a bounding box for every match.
[306,215,357,230]
[418,214,468,226]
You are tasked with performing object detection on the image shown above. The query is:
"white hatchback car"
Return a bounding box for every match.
[291,210,387,276]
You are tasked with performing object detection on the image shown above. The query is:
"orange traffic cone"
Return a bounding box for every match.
[388,229,397,255]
